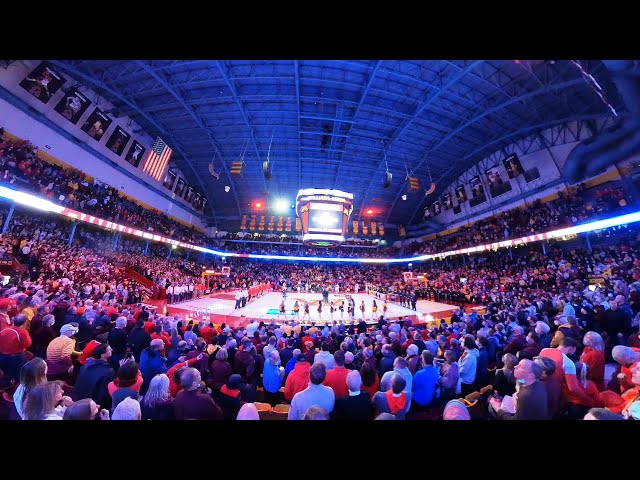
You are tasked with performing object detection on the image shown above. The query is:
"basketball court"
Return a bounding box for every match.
[165,291,460,329]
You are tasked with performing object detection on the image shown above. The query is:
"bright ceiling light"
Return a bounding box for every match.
[275,200,288,213]
[366,209,373,215]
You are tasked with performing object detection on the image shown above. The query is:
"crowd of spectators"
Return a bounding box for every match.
[1,194,640,420]
[0,135,207,245]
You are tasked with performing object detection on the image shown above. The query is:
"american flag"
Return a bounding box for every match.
[142,137,172,182]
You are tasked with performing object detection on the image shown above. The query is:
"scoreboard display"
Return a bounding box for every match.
[296,189,353,247]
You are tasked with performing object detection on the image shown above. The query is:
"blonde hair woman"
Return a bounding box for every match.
[580,331,605,391]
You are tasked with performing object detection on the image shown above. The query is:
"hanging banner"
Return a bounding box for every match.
[353,220,359,235]
[285,217,292,232]
[371,221,377,236]
[379,224,385,236]
[443,192,453,210]
[258,216,266,230]
[240,215,248,230]
[268,216,275,231]
[277,216,284,232]
[456,185,467,204]
[398,225,406,237]
[249,215,257,230]
[362,222,368,235]
[295,218,302,232]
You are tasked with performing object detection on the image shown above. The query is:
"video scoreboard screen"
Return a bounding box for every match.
[296,189,353,247]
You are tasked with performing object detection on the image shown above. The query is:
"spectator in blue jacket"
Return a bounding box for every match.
[139,339,169,395]
[412,350,439,411]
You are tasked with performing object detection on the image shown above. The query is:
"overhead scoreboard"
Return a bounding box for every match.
[296,188,354,247]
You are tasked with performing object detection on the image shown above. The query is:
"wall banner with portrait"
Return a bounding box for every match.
[503,153,524,179]
[455,185,467,204]
[174,177,186,197]
[105,127,131,156]
[443,192,453,210]
[19,62,66,104]
[80,108,112,142]
[125,140,146,168]
[162,169,177,190]
[54,87,91,124]
[432,201,442,216]
[485,166,513,198]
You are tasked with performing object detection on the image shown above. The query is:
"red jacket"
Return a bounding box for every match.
[323,366,350,398]
[284,361,311,401]
[0,326,32,354]
[168,357,199,397]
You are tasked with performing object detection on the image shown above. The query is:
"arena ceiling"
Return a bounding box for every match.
[49,60,623,229]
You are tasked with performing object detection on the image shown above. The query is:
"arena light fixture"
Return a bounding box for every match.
[2,184,640,264]
[275,200,288,213]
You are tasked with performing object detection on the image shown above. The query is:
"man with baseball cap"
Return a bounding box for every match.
[46,323,81,381]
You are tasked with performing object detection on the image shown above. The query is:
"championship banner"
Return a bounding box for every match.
[285,217,292,232]
[258,216,266,230]
[379,224,385,236]
[295,218,302,232]
[432,201,442,216]
[268,216,275,231]
[54,86,90,124]
[277,216,284,232]
[249,215,257,230]
[470,175,485,198]
[353,220,359,235]
[486,165,512,198]
[371,221,377,236]
[19,62,66,104]
[192,193,203,211]
[362,222,368,235]
[240,215,248,230]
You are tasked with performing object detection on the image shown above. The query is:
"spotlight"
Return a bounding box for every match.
[224,185,230,192]
[275,200,288,213]
[255,202,262,208]
[401,194,407,201]
[366,209,373,215]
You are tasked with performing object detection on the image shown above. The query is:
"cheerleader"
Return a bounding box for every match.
[276,300,287,320]
[339,300,345,321]
[302,301,311,321]
[372,300,378,321]
[360,300,366,320]
[329,301,335,321]
[383,301,388,316]
[347,301,354,321]
[317,300,323,320]
[293,300,300,321]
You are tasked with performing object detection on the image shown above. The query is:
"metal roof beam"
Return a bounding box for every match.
[294,60,303,192]
[361,60,485,223]
[215,61,269,193]
[132,60,243,218]
[406,113,608,224]
[383,77,586,225]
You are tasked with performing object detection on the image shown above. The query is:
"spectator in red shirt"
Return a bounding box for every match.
[0,314,32,380]
[323,350,350,399]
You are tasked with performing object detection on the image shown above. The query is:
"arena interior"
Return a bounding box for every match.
[0,59,639,421]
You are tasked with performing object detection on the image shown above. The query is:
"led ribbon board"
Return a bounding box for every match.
[1,185,639,264]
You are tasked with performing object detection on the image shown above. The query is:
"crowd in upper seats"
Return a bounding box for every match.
[403,183,628,257]
[0,135,206,245]
[1,193,640,420]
